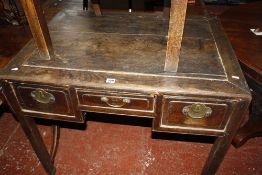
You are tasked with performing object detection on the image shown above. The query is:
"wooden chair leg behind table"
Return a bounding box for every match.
[2,82,55,175]
[232,115,262,147]
[19,0,54,60]
[232,76,262,148]
[164,0,188,72]
[50,125,60,163]
[83,0,88,10]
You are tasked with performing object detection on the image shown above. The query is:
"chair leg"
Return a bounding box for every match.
[19,0,54,60]
[50,125,60,163]
[128,0,132,12]
[83,0,88,10]
[91,0,102,16]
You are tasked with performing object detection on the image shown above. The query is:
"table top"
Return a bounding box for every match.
[220,2,262,84]
[24,13,225,77]
[0,0,250,98]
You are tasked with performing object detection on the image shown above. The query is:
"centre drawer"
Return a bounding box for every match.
[76,89,156,117]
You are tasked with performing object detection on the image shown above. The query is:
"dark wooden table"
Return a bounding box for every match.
[0,0,251,174]
[220,2,262,147]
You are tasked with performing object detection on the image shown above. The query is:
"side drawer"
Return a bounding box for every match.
[77,89,156,117]
[11,83,81,122]
[154,95,232,135]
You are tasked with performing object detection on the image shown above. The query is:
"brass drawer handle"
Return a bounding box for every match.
[182,103,212,119]
[31,89,55,104]
[101,96,131,108]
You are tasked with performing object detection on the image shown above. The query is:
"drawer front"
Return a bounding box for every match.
[155,95,231,135]
[13,83,74,117]
[77,89,156,117]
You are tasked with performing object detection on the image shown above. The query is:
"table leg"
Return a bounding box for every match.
[19,116,56,175]
[201,100,250,175]
[2,82,55,175]
[202,135,232,175]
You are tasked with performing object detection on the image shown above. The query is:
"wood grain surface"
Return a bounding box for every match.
[165,0,188,72]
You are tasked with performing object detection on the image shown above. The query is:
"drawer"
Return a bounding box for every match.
[12,83,78,121]
[77,89,156,117]
[154,95,231,135]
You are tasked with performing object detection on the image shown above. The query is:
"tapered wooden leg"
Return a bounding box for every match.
[20,0,54,60]
[19,117,56,175]
[2,82,55,175]
[202,135,232,175]
[202,100,250,175]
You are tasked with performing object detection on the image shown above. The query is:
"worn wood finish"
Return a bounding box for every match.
[164,0,188,72]
[22,13,224,76]
[0,0,252,174]
[20,0,54,60]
